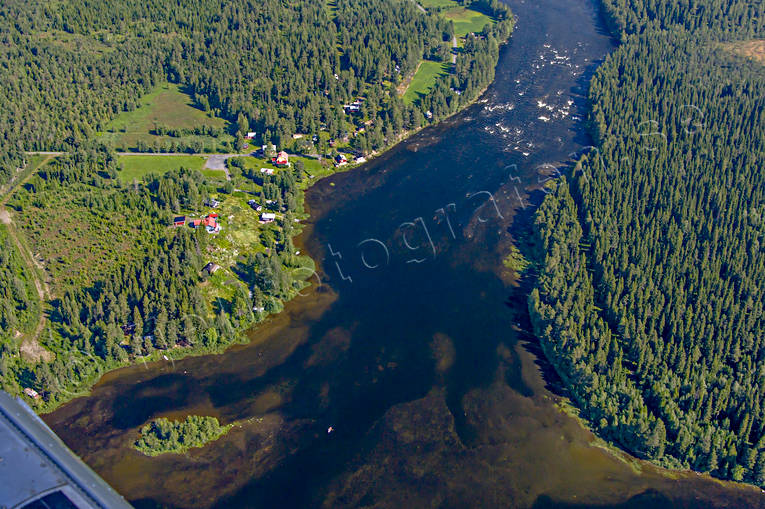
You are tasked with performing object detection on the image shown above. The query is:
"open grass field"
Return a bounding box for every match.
[418,0,495,36]
[99,83,233,152]
[402,60,449,104]
[118,155,207,182]
[417,0,456,9]
[25,155,49,172]
[726,39,765,65]
[444,6,494,36]
[201,169,228,180]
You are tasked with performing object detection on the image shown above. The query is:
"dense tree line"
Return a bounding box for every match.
[0,0,512,187]
[135,415,232,456]
[530,0,765,485]
[598,0,764,40]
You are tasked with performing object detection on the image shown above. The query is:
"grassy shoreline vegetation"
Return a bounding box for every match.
[134,415,234,456]
[529,0,764,488]
[0,0,513,413]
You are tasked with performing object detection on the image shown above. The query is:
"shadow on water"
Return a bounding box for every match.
[532,490,677,509]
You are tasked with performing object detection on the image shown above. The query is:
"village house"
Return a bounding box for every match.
[260,167,275,176]
[343,99,362,114]
[173,216,186,227]
[245,131,257,140]
[204,197,220,208]
[335,153,348,167]
[203,262,221,275]
[23,388,40,400]
[260,212,276,223]
[248,199,263,211]
[189,214,220,233]
[272,151,290,167]
[203,214,220,233]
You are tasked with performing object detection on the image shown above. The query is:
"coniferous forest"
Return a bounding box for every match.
[530,0,765,486]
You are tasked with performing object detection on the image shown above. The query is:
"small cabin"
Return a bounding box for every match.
[260,167,275,176]
[203,262,221,275]
[260,212,276,223]
[23,388,40,400]
[204,197,220,208]
[173,216,186,227]
[245,131,256,140]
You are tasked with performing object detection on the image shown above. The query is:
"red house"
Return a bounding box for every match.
[173,216,186,227]
[202,214,220,233]
[272,151,289,167]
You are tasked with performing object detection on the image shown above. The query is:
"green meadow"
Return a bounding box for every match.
[400,1,495,102]
[418,0,456,8]
[444,6,494,36]
[99,83,233,152]
[118,155,207,182]
[403,60,450,104]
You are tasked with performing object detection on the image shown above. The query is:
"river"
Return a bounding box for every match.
[44,0,765,507]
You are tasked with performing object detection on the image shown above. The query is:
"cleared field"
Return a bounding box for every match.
[418,0,457,9]
[444,7,494,36]
[99,83,232,152]
[118,155,207,182]
[24,155,48,171]
[201,169,228,180]
[726,39,765,65]
[403,60,449,104]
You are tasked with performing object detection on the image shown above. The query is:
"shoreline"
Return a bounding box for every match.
[38,30,514,416]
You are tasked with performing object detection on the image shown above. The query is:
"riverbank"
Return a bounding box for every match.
[28,13,515,417]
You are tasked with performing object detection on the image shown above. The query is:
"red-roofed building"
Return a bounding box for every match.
[203,215,220,233]
[272,151,289,167]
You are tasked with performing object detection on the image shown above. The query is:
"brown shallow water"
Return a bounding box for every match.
[45,0,765,507]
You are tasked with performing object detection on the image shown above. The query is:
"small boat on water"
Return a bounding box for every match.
[327,426,334,434]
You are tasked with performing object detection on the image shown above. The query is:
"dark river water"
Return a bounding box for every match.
[44,0,765,507]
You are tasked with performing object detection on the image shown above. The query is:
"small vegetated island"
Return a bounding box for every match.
[134,415,234,456]
[0,0,513,411]
[529,0,764,489]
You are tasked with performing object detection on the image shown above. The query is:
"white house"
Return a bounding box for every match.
[260,212,276,223]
